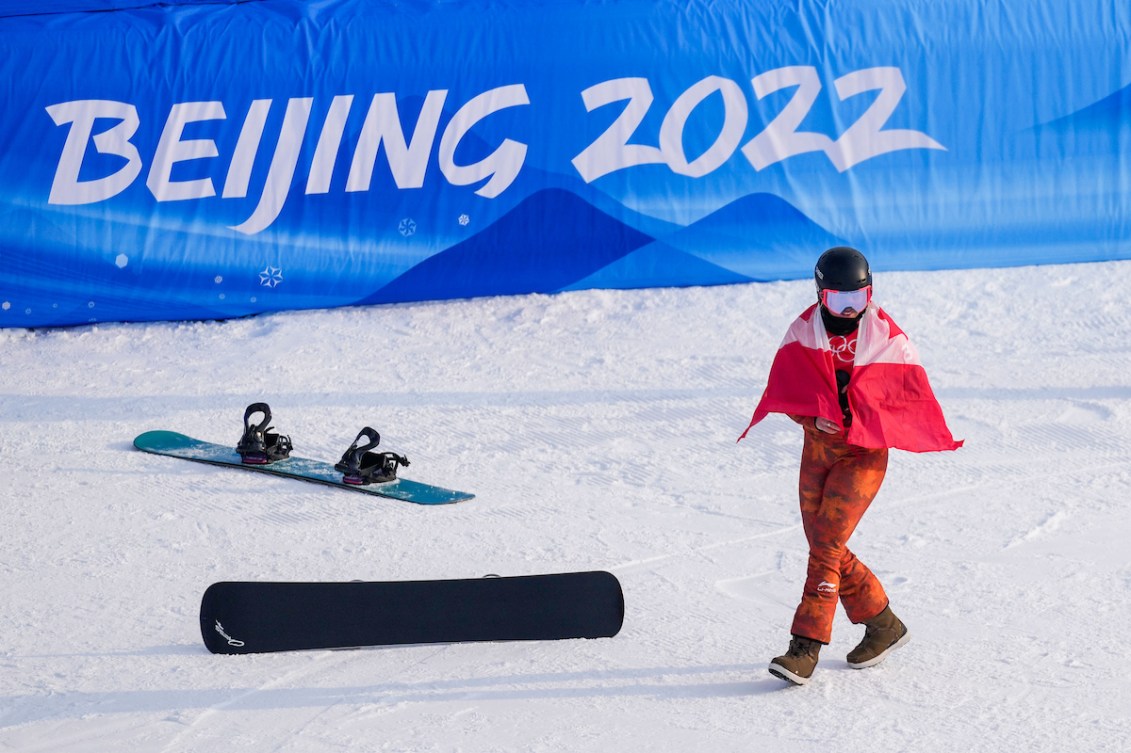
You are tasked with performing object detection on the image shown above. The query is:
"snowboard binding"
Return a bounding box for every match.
[334,427,410,485]
[235,402,294,465]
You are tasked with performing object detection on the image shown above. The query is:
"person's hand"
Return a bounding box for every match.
[814,417,841,434]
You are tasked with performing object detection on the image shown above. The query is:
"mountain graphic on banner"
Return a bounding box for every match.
[565,192,847,290]
[1036,82,1131,134]
[362,188,655,304]
[364,188,846,303]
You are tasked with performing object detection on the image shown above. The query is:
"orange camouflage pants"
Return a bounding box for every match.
[790,426,890,644]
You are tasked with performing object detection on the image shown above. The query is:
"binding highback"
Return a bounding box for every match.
[235,402,293,465]
[334,427,410,485]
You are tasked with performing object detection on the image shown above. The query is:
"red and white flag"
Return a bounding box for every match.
[739,304,962,452]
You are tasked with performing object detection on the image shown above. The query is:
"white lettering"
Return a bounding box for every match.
[827,67,946,172]
[438,83,529,198]
[574,67,946,181]
[230,97,313,235]
[43,68,944,235]
[147,101,226,201]
[213,620,245,648]
[347,90,447,192]
[306,95,355,195]
[661,75,748,178]
[571,78,665,183]
[742,66,833,171]
[222,99,272,199]
[45,100,142,205]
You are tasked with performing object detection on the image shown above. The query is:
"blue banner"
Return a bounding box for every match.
[2,0,1129,327]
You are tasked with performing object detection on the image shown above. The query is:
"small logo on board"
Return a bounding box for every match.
[214,620,245,647]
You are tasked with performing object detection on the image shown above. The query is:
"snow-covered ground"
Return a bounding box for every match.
[2,260,1129,753]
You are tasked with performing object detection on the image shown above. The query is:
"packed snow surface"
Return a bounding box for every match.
[2,261,1129,752]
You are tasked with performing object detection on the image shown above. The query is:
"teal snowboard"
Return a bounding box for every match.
[133,430,473,504]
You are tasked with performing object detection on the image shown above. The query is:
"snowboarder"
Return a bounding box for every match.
[739,246,962,686]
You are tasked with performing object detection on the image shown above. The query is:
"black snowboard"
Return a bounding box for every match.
[200,571,625,654]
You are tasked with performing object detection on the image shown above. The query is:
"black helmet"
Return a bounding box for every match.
[814,246,871,293]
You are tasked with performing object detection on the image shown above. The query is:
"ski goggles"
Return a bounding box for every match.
[821,286,872,315]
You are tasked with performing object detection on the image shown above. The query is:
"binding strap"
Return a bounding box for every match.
[334,427,410,485]
[235,402,293,465]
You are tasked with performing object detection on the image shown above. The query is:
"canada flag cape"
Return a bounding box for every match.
[739,304,962,452]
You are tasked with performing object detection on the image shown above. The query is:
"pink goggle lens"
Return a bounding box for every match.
[821,286,871,315]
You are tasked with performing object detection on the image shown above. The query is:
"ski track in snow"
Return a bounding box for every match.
[2,262,1131,752]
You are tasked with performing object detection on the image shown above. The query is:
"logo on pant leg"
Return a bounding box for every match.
[817,581,838,594]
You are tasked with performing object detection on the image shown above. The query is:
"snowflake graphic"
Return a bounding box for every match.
[258,266,284,288]
[458,213,470,226]
[398,218,417,237]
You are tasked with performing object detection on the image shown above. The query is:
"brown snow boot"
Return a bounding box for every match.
[768,635,822,686]
[847,605,910,669]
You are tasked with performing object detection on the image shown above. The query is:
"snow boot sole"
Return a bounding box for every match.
[847,628,911,669]
[768,661,812,686]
